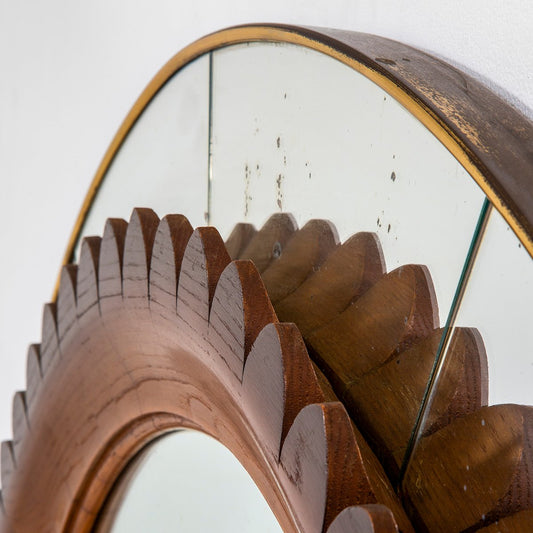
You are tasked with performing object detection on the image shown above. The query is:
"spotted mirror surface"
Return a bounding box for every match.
[95,431,282,532]
[72,36,532,533]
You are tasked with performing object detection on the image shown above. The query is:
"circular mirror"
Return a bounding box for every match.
[96,431,282,533]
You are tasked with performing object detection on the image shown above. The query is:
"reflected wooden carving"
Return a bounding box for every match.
[240,214,533,532]
[0,209,411,533]
[1,210,533,532]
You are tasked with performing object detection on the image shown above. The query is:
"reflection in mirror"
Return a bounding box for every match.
[209,42,486,326]
[74,55,210,260]
[402,208,533,532]
[96,431,282,533]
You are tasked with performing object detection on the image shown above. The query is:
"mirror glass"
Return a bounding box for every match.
[402,207,533,531]
[74,54,210,260]
[209,42,486,326]
[95,430,282,532]
[71,36,532,530]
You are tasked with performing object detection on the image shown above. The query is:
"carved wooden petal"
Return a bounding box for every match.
[77,236,101,326]
[403,404,533,532]
[0,441,16,496]
[243,323,325,459]
[237,213,297,272]
[307,264,438,392]
[39,303,59,373]
[98,217,128,315]
[149,214,193,316]
[56,264,78,346]
[24,344,41,412]
[10,392,28,463]
[261,219,339,304]
[209,260,277,381]
[177,227,230,344]
[225,222,257,260]
[122,208,159,310]
[2,211,406,533]
[274,231,385,336]
[280,402,377,533]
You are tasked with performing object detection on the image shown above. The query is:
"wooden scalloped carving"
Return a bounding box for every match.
[2,209,532,533]
[0,209,411,533]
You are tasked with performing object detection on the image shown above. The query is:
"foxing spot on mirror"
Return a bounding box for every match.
[95,431,282,533]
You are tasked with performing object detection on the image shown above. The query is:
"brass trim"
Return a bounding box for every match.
[55,23,533,298]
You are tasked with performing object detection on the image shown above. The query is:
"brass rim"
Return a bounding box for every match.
[56,23,533,297]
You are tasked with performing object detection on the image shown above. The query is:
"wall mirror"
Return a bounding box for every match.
[1,24,532,533]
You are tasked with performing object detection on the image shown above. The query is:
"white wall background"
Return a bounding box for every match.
[0,0,532,482]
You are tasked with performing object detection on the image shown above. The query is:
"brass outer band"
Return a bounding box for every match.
[55,24,533,297]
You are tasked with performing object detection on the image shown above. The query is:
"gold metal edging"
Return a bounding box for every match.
[54,24,533,299]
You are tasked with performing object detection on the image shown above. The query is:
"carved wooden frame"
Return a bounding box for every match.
[1,24,532,533]
[0,211,405,533]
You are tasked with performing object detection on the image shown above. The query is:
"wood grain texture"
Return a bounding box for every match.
[10,393,28,463]
[476,509,533,532]
[261,219,339,304]
[307,264,438,393]
[0,442,15,497]
[98,218,128,316]
[274,232,385,336]
[345,327,488,480]
[122,208,159,310]
[1,212,407,533]
[39,303,59,373]
[280,402,373,533]
[209,260,277,380]
[24,345,41,412]
[149,214,193,317]
[76,236,101,326]
[243,323,326,459]
[56,264,78,346]
[403,404,533,532]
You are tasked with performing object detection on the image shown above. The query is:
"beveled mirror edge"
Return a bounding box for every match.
[55,22,533,300]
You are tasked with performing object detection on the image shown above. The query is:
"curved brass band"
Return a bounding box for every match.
[56,23,533,297]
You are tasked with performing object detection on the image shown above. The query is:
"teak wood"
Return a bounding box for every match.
[3,210,533,532]
[244,214,533,532]
[0,210,412,533]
